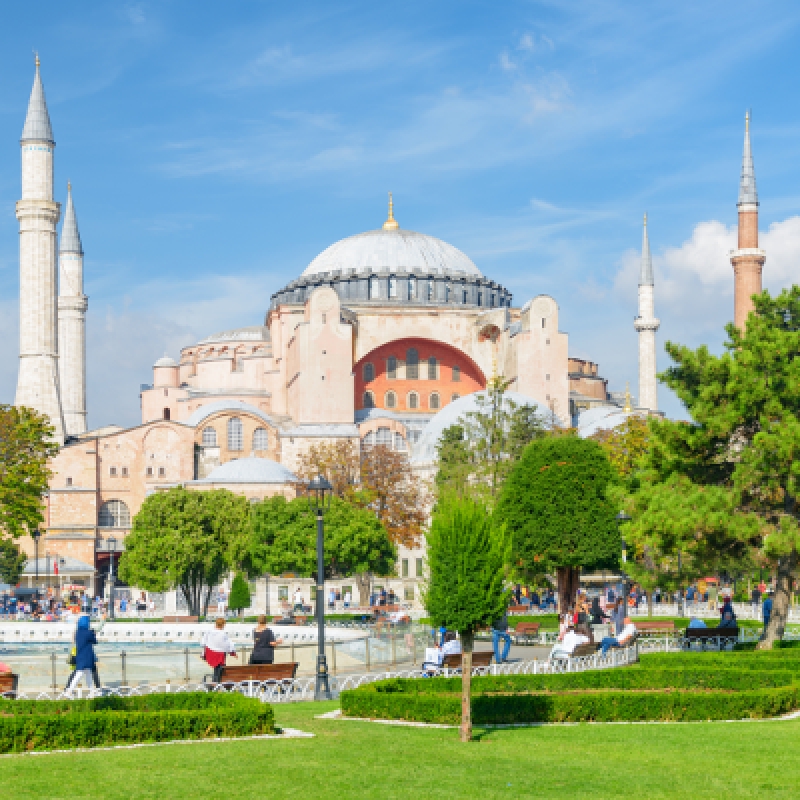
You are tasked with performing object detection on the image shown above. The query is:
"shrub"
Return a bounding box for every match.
[0,692,274,753]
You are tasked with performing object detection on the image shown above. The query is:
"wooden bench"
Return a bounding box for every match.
[162,615,199,623]
[513,622,541,643]
[210,663,299,684]
[634,620,675,635]
[508,604,530,614]
[0,673,19,697]
[442,651,494,672]
[571,643,600,658]
[683,627,738,648]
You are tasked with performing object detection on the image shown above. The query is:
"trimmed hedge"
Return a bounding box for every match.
[362,668,794,696]
[640,652,800,670]
[341,684,797,725]
[0,692,274,753]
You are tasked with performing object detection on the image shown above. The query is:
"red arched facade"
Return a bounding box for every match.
[355,338,486,413]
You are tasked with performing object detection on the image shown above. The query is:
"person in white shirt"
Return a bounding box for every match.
[441,632,461,658]
[561,627,590,655]
[344,590,352,609]
[600,618,637,656]
[293,587,304,611]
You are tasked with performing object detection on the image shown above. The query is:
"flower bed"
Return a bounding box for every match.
[0,692,274,754]
[340,656,800,725]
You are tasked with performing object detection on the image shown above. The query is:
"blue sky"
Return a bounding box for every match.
[2,1,800,428]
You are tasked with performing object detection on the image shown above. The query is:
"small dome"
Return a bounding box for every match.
[575,406,634,438]
[303,228,481,279]
[412,389,558,463]
[153,356,177,368]
[201,457,297,484]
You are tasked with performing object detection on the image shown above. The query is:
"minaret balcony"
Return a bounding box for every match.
[634,316,660,332]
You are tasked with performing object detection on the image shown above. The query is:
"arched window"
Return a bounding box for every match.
[445,285,451,302]
[477,291,483,306]
[376,427,392,447]
[227,417,243,451]
[427,280,434,301]
[363,431,376,447]
[98,499,131,528]
[408,277,417,300]
[452,365,461,382]
[427,357,438,380]
[163,408,171,420]
[451,393,460,403]
[408,392,419,410]
[393,432,406,451]
[385,391,397,409]
[387,356,397,379]
[363,391,375,409]
[202,427,217,446]
[363,362,375,382]
[429,393,440,410]
[253,428,269,451]
[369,277,379,299]
[462,289,468,304]
[388,277,397,299]
[406,348,419,380]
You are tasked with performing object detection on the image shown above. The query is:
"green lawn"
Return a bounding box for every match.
[1,699,799,798]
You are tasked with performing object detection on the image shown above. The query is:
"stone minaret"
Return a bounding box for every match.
[15,56,65,443]
[634,213,659,412]
[730,111,765,331]
[58,182,88,436]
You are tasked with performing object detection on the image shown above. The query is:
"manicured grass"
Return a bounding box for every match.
[1,699,799,798]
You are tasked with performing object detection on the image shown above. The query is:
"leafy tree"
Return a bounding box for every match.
[228,572,251,618]
[0,405,58,541]
[0,538,26,585]
[248,496,396,607]
[424,494,509,742]
[497,436,620,612]
[435,378,549,504]
[591,415,650,483]
[295,439,427,548]
[622,287,800,647]
[119,488,250,617]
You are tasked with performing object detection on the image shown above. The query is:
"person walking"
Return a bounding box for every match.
[762,588,773,637]
[492,613,512,664]
[203,617,238,682]
[67,615,98,694]
[250,615,283,665]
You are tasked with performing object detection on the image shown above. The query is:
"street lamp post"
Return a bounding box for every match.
[616,512,632,616]
[108,537,117,621]
[307,473,332,701]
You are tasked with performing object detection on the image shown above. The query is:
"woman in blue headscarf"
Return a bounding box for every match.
[67,615,98,693]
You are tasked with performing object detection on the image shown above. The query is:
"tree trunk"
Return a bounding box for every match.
[647,590,654,617]
[758,551,797,650]
[355,573,371,609]
[460,630,474,743]
[556,567,581,613]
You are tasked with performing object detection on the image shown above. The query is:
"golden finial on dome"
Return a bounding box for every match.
[624,381,632,413]
[383,192,399,231]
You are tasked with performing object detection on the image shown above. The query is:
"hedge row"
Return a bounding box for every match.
[340,685,798,725]
[640,652,800,670]
[367,668,793,696]
[0,694,274,753]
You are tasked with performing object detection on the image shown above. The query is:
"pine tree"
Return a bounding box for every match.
[424,494,509,742]
[228,572,251,618]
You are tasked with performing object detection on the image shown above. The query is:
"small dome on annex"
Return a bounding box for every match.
[198,457,297,485]
[412,389,559,464]
[153,355,178,368]
[575,405,633,438]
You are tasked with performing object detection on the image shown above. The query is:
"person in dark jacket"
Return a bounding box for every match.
[67,615,98,693]
[250,615,283,664]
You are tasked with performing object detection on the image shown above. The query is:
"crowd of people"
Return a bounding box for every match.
[0,589,157,621]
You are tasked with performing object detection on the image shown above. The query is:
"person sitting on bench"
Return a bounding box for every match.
[203,617,238,682]
[718,608,737,629]
[250,615,283,665]
[599,617,637,656]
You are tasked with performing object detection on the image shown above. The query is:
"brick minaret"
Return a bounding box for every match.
[730,112,765,331]
[634,213,659,411]
[58,182,88,436]
[15,56,65,443]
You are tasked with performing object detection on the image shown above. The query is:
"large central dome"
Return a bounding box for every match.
[302,228,481,279]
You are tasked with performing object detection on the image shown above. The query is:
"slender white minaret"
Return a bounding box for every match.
[58,182,88,436]
[15,56,65,443]
[634,213,660,412]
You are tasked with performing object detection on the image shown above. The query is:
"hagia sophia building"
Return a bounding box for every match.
[10,60,762,608]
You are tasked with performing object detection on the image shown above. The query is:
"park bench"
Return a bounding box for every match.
[571,643,600,658]
[0,672,19,697]
[162,615,198,623]
[682,627,738,650]
[205,662,299,687]
[513,622,541,643]
[508,604,530,614]
[441,651,494,673]
[634,621,675,636]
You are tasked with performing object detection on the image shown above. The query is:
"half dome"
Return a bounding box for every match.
[201,457,297,484]
[302,228,481,279]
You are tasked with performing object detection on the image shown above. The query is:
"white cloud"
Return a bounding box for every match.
[518,34,534,52]
[499,51,516,71]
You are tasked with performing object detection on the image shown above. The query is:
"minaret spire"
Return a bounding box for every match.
[634,213,660,412]
[59,182,88,436]
[15,56,65,443]
[730,111,765,330]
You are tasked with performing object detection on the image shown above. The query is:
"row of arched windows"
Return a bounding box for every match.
[201,419,270,452]
[362,427,407,451]
[98,499,131,528]
[362,350,462,382]
[363,391,460,410]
